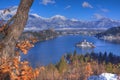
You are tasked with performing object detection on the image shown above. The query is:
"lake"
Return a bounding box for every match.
[21,35,120,67]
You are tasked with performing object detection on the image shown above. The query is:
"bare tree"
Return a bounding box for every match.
[0,0,34,64]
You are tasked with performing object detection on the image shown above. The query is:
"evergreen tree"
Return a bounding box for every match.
[57,56,67,74]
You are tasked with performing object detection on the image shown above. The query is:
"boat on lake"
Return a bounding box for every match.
[76,39,95,48]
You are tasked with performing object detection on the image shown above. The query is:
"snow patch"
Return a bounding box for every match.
[71,18,78,21]
[24,27,42,31]
[30,13,40,18]
[88,73,119,80]
[51,15,67,20]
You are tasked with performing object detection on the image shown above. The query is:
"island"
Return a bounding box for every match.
[76,39,95,48]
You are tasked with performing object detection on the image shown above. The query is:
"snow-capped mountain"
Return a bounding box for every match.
[0,6,17,20]
[1,6,120,30]
[27,16,120,30]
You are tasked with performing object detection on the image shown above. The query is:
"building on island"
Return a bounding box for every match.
[76,39,95,48]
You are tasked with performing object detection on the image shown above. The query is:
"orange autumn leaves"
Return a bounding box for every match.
[0,57,43,80]
[85,63,93,79]
[16,40,35,54]
[0,38,40,80]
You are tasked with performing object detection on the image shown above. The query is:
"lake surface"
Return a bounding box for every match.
[21,35,120,67]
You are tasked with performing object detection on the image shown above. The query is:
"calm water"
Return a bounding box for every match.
[21,35,120,67]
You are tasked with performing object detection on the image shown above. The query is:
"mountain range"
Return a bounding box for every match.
[0,6,120,31]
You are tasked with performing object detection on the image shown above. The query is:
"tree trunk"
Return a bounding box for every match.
[0,0,34,64]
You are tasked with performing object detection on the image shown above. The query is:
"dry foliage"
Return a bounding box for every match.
[16,39,36,54]
[84,63,93,80]
[0,52,41,80]
[0,39,40,80]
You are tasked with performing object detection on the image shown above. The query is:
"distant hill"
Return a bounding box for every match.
[20,29,59,41]
[96,26,120,43]
[96,27,120,37]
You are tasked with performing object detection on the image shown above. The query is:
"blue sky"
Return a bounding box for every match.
[0,0,120,20]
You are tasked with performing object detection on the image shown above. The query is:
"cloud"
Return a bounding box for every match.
[65,5,71,9]
[82,1,93,8]
[101,8,109,12]
[93,13,104,19]
[41,0,55,5]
